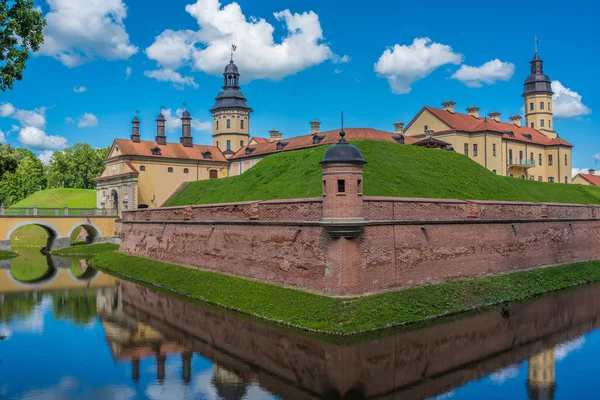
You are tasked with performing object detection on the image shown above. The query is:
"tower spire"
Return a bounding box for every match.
[230,44,237,63]
[535,34,539,54]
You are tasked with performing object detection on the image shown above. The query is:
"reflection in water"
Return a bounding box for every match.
[0,249,599,399]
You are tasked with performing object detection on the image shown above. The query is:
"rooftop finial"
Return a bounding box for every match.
[230,44,237,62]
[183,101,187,110]
[535,34,540,54]
[339,111,346,143]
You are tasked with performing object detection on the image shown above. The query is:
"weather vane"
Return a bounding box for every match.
[339,111,346,142]
[160,105,166,111]
[135,110,140,114]
[183,101,187,109]
[231,44,237,62]
[535,34,540,53]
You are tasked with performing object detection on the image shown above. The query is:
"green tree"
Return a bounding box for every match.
[0,143,18,182]
[0,0,46,91]
[0,150,45,205]
[47,143,106,189]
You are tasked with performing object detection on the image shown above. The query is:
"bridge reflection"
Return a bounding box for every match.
[101,279,600,400]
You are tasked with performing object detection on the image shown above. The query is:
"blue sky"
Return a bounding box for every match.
[1,0,598,173]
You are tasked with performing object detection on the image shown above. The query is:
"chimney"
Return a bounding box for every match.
[509,115,522,127]
[442,100,455,113]
[269,129,282,142]
[155,112,167,145]
[394,121,404,134]
[589,169,596,176]
[131,116,141,143]
[310,119,321,135]
[180,110,193,147]
[488,111,501,122]
[466,106,480,118]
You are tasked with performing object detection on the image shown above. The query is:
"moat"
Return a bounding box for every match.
[1,249,599,399]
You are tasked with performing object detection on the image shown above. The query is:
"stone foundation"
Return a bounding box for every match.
[120,197,600,296]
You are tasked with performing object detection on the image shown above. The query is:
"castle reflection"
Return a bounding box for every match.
[95,278,600,400]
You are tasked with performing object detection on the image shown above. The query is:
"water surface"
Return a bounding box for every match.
[1,249,598,399]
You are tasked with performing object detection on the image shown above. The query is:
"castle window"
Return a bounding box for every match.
[357,179,362,193]
[565,154,568,165]
[530,176,535,180]
[548,177,555,183]
[530,102,534,111]
[424,125,428,131]
[493,143,496,157]
[540,102,545,110]
[168,167,173,173]
[539,154,543,166]
[463,143,468,157]
[240,140,244,148]
[530,152,534,163]
[241,120,244,129]
[493,170,497,174]
[565,176,568,183]
[530,122,534,128]
[337,179,345,193]
[473,144,478,156]
[540,120,545,127]
[140,166,145,171]
[227,140,231,150]
[548,155,553,165]
[227,119,231,129]
[216,121,219,130]
[549,103,552,111]
[519,150,523,161]
[549,120,551,128]
[183,168,189,174]
[538,176,542,182]
[209,169,218,179]
[323,180,326,193]
[509,149,513,160]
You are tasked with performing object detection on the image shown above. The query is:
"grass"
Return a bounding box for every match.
[10,188,96,208]
[90,249,600,334]
[52,243,119,256]
[0,250,17,259]
[168,141,600,206]
[9,248,49,282]
[10,225,84,246]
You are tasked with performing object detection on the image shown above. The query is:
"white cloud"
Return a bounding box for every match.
[594,153,600,162]
[38,150,55,165]
[451,59,515,87]
[333,54,351,64]
[65,117,74,123]
[39,0,138,67]
[0,102,47,129]
[77,113,99,128]
[552,81,592,119]
[374,37,463,94]
[555,336,585,361]
[144,69,198,89]
[0,130,5,144]
[125,66,132,78]
[572,168,590,177]
[18,126,68,150]
[10,125,19,133]
[489,365,520,384]
[333,68,341,74]
[145,0,333,82]
[161,108,212,132]
[73,86,87,93]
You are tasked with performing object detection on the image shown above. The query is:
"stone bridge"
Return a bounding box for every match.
[0,207,118,251]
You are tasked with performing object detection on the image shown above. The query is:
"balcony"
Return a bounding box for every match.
[507,159,535,168]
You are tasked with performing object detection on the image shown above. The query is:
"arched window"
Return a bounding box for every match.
[140,166,145,171]
[183,168,189,174]
[168,167,173,173]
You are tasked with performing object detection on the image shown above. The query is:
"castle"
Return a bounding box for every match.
[95,49,573,212]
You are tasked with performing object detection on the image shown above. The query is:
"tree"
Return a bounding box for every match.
[0,0,46,91]
[0,149,45,205]
[0,143,18,181]
[46,143,106,189]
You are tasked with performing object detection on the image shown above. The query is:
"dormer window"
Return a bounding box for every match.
[245,147,256,155]
[201,150,212,160]
[150,146,161,156]
[392,134,405,144]
[504,131,515,138]
[276,141,289,150]
[312,135,325,144]
[523,134,532,140]
[115,147,119,153]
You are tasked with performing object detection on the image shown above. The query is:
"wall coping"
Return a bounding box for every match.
[364,196,466,204]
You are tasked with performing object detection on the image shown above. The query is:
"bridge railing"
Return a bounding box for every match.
[0,207,118,217]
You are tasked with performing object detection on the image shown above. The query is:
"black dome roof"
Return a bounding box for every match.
[181,110,191,118]
[224,61,239,74]
[321,131,367,166]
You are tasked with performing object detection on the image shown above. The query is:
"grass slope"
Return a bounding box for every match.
[11,188,96,208]
[53,243,119,256]
[0,250,17,259]
[91,249,600,334]
[168,141,600,206]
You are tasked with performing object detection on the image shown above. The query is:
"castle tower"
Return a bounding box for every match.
[210,55,253,157]
[527,349,556,400]
[180,110,193,148]
[155,112,167,145]
[131,116,140,143]
[523,43,556,138]
[320,128,367,239]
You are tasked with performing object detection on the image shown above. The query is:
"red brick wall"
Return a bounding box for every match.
[120,197,600,296]
[322,165,364,219]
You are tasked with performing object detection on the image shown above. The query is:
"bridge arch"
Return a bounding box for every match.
[6,220,65,251]
[66,221,103,245]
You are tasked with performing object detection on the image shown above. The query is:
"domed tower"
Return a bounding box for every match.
[527,349,556,400]
[210,55,253,157]
[320,128,367,239]
[523,42,556,138]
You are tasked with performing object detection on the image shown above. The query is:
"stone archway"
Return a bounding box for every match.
[6,221,69,252]
[110,189,119,212]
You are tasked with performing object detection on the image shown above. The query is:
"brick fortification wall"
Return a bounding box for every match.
[120,197,600,296]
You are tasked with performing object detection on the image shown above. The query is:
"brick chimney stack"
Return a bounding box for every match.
[466,106,480,118]
[442,100,455,113]
[394,121,404,134]
[180,110,193,147]
[488,111,501,122]
[269,129,282,142]
[155,112,167,145]
[310,119,321,135]
[509,115,522,127]
[131,116,141,143]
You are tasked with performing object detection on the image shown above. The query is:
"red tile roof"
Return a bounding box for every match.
[109,139,228,162]
[422,107,573,147]
[577,173,600,186]
[250,137,270,144]
[230,128,397,160]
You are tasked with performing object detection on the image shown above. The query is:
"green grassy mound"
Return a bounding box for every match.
[0,250,17,259]
[10,188,96,208]
[91,250,600,334]
[168,141,600,206]
[52,243,119,256]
